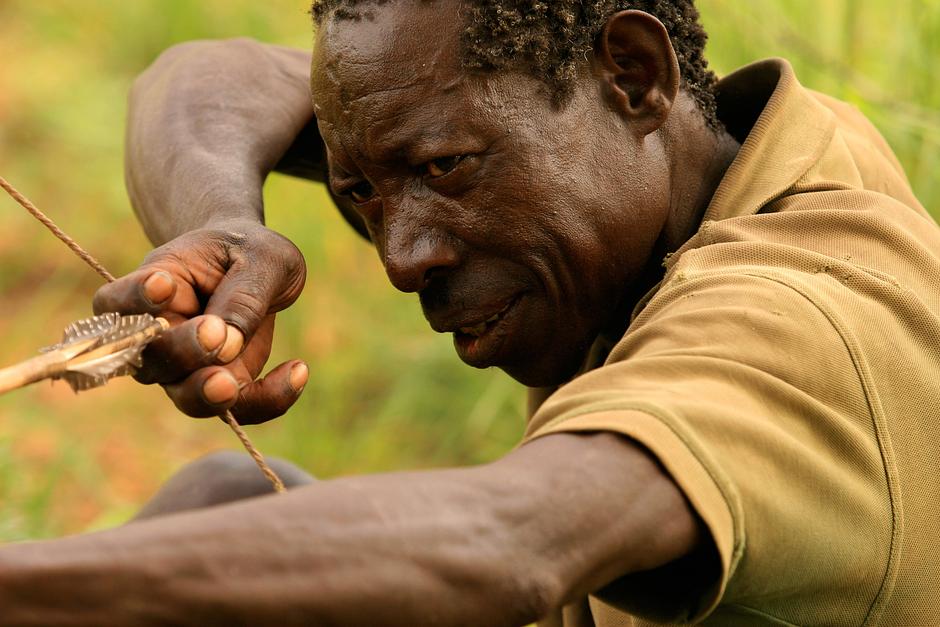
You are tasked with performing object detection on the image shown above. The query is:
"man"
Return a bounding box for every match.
[1,0,938,624]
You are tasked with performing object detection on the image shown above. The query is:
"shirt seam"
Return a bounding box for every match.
[533,268,902,625]
[741,271,903,627]
[719,603,801,625]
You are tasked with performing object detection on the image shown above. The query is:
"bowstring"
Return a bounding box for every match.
[0,174,287,494]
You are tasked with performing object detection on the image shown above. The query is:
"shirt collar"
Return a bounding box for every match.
[700,58,836,224]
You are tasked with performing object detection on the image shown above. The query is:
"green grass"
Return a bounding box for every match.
[0,0,937,541]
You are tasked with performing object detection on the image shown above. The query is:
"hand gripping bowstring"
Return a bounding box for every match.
[0,175,287,493]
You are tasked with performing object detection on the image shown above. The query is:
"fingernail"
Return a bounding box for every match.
[289,362,309,393]
[143,271,174,305]
[216,325,245,364]
[203,371,237,405]
[197,316,226,352]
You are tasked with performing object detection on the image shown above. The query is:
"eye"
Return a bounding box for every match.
[349,181,376,204]
[425,155,464,178]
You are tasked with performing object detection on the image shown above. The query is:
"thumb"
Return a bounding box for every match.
[203,263,275,354]
[203,232,305,352]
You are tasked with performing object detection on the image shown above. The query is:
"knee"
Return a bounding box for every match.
[183,450,315,497]
[133,451,314,521]
[190,450,254,477]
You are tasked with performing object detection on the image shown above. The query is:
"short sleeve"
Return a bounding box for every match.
[524,269,892,625]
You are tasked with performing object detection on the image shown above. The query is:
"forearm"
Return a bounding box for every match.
[125,39,320,244]
[0,472,537,626]
[0,434,699,625]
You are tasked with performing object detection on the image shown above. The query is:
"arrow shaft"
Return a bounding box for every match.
[0,352,66,394]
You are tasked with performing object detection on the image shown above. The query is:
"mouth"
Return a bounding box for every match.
[457,299,514,337]
[452,295,523,367]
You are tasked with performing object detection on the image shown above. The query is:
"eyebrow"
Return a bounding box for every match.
[371,123,496,169]
[325,159,360,195]
[362,124,428,165]
[324,99,494,173]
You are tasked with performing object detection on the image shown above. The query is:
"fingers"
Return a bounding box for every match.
[203,265,281,345]
[232,361,309,425]
[92,228,308,423]
[95,268,250,384]
[164,367,241,418]
[203,230,306,343]
[134,315,239,385]
[95,227,305,361]
[163,360,308,422]
[93,268,201,319]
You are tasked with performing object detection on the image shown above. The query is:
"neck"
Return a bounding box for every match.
[661,93,741,253]
[600,94,740,346]
[637,94,740,288]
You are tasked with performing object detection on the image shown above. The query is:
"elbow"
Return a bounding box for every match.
[435,538,563,626]
[129,38,264,100]
[503,564,565,624]
[455,494,568,624]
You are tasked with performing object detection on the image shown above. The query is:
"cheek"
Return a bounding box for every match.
[453,151,554,245]
[588,142,671,265]
[549,179,667,318]
[472,157,603,293]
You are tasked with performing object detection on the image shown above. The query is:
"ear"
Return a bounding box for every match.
[596,10,680,136]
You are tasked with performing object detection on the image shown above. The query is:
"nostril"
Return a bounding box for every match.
[423,265,451,286]
[383,231,461,293]
[385,257,455,293]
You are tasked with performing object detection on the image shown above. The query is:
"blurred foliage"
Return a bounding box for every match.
[0,0,937,542]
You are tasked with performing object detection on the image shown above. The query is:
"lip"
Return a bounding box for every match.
[426,293,521,334]
[452,294,524,368]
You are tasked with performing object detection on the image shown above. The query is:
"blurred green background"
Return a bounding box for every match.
[0,0,937,542]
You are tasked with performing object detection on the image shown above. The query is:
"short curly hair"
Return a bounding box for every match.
[311,0,719,129]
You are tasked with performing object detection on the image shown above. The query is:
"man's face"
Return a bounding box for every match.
[311,1,671,387]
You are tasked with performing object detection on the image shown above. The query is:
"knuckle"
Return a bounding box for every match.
[166,385,218,419]
[137,328,219,385]
[141,243,184,267]
[91,289,112,315]
[92,279,141,315]
[222,289,268,332]
[137,359,187,386]
[219,229,251,250]
[133,367,161,385]
[232,390,292,425]
[277,256,308,308]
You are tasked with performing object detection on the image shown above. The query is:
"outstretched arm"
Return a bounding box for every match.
[0,433,701,626]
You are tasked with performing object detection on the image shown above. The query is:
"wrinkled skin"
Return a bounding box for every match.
[94,3,734,415]
[93,220,308,422]
[0,2,743,625]
[312,7,673,387]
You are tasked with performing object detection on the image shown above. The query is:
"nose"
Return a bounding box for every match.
[382,219,460,293]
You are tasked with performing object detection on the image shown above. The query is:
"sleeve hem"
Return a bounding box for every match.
[523,409,741,622]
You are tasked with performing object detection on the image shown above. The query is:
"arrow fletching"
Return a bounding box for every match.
[42,313,169,392]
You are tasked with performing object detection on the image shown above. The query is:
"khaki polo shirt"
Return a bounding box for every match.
[527,59,940,626]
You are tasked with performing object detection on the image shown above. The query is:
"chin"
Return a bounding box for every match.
[498,348,590,389]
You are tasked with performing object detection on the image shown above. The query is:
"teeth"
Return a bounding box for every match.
[458,301,513,337]
[460,322,489,337]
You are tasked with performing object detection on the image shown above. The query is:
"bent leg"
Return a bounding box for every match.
[132,450,314,521]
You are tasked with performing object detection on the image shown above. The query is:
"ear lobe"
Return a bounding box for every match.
[597,10,680,136]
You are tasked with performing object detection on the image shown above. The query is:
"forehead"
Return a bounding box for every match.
[311,1,465,124]
[309,0,566,168]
